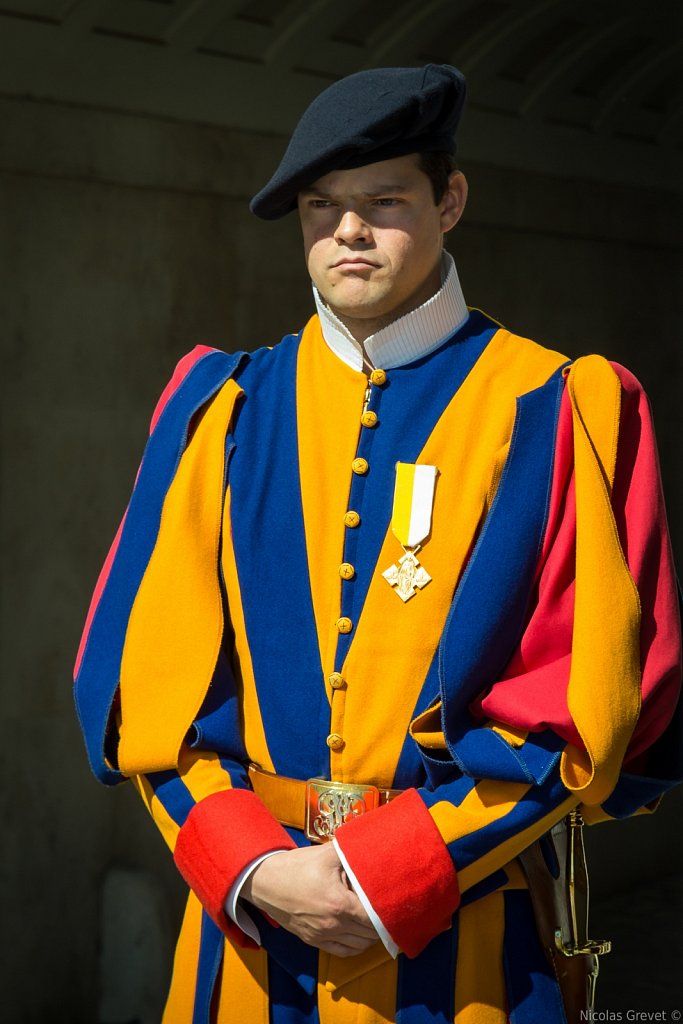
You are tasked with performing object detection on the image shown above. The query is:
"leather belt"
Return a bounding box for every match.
[248,764,402,842]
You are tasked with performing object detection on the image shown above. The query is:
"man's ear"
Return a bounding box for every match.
[440,171,468,234]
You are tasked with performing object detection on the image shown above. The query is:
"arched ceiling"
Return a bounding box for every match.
[0,0,681,190]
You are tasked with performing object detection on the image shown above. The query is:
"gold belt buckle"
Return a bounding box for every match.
[305,778,380,842]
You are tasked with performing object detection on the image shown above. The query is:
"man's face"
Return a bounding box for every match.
[298,154,465,332]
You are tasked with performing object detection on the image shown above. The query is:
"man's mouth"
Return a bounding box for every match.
[332,257,378,270]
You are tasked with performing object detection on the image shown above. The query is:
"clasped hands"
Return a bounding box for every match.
[241,843,379,958]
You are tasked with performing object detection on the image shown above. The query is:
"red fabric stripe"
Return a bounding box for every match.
[73,345,214,679]
[174,788,296,942]
[334,788,460,957]
[474,365,681,758]
[148,345,214,433]
[609,363,681,759]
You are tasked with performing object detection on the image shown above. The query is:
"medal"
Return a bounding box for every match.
[382,463,438,602]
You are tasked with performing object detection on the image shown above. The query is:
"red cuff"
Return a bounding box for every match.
[174,788,297,941]
[334,788,460,957]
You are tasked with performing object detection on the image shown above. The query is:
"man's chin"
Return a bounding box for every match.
[323,292,392,324]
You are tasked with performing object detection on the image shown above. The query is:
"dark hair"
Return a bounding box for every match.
[417,151,459,204]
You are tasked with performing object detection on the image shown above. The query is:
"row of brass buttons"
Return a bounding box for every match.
[329,370,387,754]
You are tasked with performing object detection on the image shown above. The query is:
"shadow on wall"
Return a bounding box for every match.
[98,868,176,1024]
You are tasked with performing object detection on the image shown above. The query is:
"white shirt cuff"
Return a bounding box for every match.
[333,838,400,958]
[224,850,288,945]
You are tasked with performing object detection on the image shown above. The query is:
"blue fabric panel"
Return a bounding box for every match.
[602,770,681,818]
[192,911,225,1024]
[438,370,565,755]
[145,756,248,828]
[460,868,508,907]
[503,890,566,1024]
[420,771,475,809]
[144,769,195,826]
[418,748,464,790]
[335,311,499,675]
[74,349,246,785]
[230,339,329,781]
[436,767,569,872]
[256,916,319,999]
[268,952,320,1024]
[447,727,565,785]
[189,649,248,759]
[396,922,458,1024]
[283,825,311,848]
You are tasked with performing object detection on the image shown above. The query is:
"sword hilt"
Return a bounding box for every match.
[556,809,611,959]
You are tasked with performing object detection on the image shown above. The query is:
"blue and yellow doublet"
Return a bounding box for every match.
[75,311,682,1023]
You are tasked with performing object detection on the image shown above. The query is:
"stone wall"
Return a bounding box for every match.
[1,95,680,1022]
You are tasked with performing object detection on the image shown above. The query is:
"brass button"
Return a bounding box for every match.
[339,562,355,580]
[352,457,369,475]
[336,616,353,634]
[327,733,345,751]
[370,368,387,386]
[344,510,361,528]
[360,410,378,428]
[329,672,346,690]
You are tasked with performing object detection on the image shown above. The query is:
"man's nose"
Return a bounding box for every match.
[334,210,372,245]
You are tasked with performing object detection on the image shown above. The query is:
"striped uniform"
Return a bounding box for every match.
[75,310,682,1024]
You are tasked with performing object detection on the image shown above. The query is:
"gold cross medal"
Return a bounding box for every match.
[382,463,438,602]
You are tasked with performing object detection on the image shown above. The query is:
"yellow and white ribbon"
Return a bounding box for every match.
[383,463,438,602]
[391,463,439,548]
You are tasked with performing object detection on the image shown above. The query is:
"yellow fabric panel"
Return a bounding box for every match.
[221,486,276,774]
[456,794,577,893]
[162,892,203,1024]
[336,330,567,788]
[429,780,532,845]
[130,774,180,853]
[119,380,243,775]
[296,317,369,685]
[560,356,641,805]
[321,942,392,993]
[216,936,269,1024]
[409,702,447,750]
[454,892,507,1023]
[177,747,234,803]
[484,441,510,514]
[488,722,528,748]
[318,955,396,1024]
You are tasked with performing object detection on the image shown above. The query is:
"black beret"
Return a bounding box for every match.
[250,64,466,220]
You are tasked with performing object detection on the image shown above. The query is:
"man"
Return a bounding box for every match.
[75,65,682,1023]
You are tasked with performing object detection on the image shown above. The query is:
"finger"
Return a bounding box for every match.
[337,896,376,932]
[319,939,377,958]
[337,920,379,940]
[330,910,378,938]
[324,930,376,950]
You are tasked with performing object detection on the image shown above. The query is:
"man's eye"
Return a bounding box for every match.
[373,198,399,207]
[310,199,333,208]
